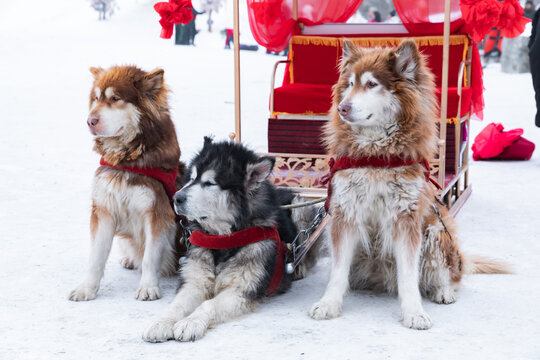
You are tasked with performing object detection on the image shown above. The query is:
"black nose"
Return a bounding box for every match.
[338,102,352,116]
[174,192,187,206]
[87,117,99,127]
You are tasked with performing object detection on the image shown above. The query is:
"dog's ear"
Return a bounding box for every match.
[342,38,358,59]
[394,40,420,80]
[203,136,214,149]
[246,156,275,188]
[90,67,104,80]
[135,68,164,95]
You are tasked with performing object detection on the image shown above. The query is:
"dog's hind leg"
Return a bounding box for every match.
[172,288,253,342]
[310,220,360,320]
[394,217,432,330]
[142,247,215,343]
[69,206,115,301]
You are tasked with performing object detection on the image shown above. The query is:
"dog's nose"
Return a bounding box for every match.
[338,102,352,116]
[87,116,100,127]
[174,192,187,206]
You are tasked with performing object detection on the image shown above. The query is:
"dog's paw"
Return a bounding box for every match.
[135,286,161,301]
[430,287,457,304]
[68,285,98,301]
[402,311,432,330]
[309,300,342,320]
[173,317,208,342]
[120,257,135,270]
[142,320,175,343]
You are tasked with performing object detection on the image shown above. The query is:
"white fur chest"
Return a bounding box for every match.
[92,169,156,231]
[331,167,424,228]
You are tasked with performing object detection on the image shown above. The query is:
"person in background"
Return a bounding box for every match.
[524,1,535,20]
[368,7,381,23]
[529,6,540,127]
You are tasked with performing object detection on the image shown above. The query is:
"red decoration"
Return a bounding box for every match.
[460,0,531,43]
[247,0,362,52]
[322,156,438,212]
[499,0,531,38]
[460,0,502,43]
[189,227,286,295]
[99,158,178,201]
[154,0,194,39]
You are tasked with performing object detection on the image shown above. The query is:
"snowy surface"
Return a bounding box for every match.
[1,1,539,359]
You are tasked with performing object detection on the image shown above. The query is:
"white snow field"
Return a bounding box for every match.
[1,1,539,359]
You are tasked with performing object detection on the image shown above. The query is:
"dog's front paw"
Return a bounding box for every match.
[173,317,208,342]
[430,287,457,304]
[142,320,175,343]
[68,285,98,301]
[309,300,342,320]
[402,311,432,330]
[135,286,161,301]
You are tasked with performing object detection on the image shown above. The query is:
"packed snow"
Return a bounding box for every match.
[1,1,539,359]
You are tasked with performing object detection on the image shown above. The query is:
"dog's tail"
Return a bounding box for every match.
[462,254,513,275]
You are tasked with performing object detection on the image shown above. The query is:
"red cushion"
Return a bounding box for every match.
[273,83,333,115]
[436,87,472,119]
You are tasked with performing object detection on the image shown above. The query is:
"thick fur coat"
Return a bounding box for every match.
[310,40,510,330]
[143,138,321,342]
[69,66,185,302]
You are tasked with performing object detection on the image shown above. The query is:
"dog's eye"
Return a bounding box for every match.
[202,181,217,187]
[349,81,354,87]
[366,81,378,89]
[111,96,120,102]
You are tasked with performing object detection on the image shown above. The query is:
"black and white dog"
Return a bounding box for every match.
[143,137,321,342]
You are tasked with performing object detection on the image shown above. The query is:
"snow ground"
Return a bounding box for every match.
[0,1,539,359]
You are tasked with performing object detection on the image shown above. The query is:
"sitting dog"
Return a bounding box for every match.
[309,39,510,329]
[69,65,185,302]
[143,138,321,342]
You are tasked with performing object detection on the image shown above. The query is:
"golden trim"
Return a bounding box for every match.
[462,37,469,88]
[272,111,328,117]
[290,36,340,47]
[288,43,294,84]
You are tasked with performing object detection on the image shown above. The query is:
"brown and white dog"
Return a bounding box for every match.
[69,65,185,302]
[309,39,510,329]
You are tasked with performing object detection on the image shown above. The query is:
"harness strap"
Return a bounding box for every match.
[322,155,442,212]
[189,227,286,296]
[99,158,178,201]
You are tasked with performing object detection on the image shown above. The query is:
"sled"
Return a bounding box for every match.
[229,0,481,217]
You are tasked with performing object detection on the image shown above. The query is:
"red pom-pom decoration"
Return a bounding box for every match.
[154,0,194,39]
[460,0,502,43]
[498,0,531,38]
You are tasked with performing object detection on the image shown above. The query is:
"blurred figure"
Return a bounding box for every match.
[524,1,535,20]
[484,28,502,65]
[368,7,381,23]
[91,0,117,20]
[175,8,204,46]
[386,9,400,23]
[529,7,540,127]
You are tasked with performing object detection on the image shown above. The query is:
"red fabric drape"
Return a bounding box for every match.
[247,0,363,52]
[394,0,465,34]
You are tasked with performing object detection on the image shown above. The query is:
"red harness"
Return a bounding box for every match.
[189,226,286,296]
[322,155,441,211]
[99,158,178,201]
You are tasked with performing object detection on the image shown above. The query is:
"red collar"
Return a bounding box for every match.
[99,158,178,200]
[189,226,286,296]
[322,155,441,211]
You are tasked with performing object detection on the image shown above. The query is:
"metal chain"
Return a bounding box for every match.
[290,206,327,263]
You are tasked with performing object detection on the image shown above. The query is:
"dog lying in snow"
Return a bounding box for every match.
[309,39,511,329]
[69,65,185,302]
[143,138,322,342]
